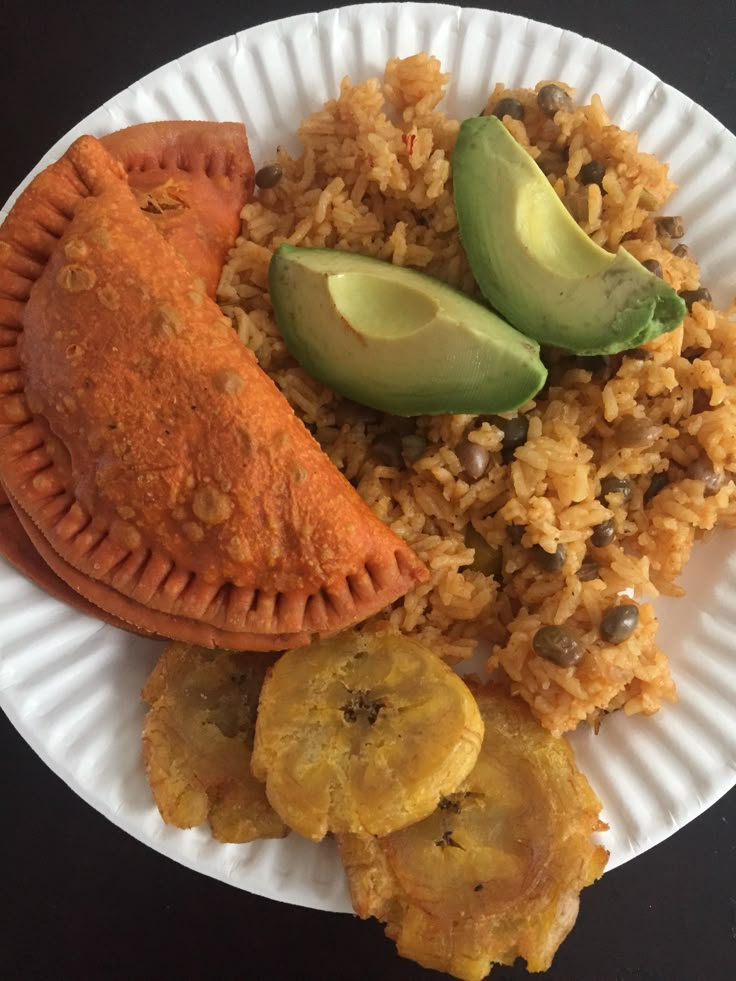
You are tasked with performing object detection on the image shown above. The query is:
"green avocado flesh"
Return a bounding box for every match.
[268,244,547,416]
[453,116,686,355]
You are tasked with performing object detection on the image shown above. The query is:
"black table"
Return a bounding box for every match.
[2,2,735,979]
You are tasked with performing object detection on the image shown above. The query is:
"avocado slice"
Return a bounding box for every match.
[453,116,686,355]
[268,244,547,417]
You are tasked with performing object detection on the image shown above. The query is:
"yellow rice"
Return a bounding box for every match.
[218,53,736,736]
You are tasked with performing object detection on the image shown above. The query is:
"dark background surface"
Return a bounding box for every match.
[1,2,735,979]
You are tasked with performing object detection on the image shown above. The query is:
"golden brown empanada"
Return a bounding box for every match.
[100,120,254,298]
[0,481,146,630]
[0,135,427,648]
[0,121,255,629]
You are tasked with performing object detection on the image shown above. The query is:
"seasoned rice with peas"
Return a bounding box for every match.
[217,53,736,736]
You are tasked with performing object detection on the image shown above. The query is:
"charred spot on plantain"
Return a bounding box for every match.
[435,830,464,849]
[57,264,96,292]
[192,485,233,525]
[341,689,384,725]
[473,883,484,892]
[438,795,462,814]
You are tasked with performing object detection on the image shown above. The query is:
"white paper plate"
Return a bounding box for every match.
[2,2,736,914]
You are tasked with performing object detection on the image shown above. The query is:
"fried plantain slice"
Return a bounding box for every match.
[250,631,484,841]
[338,684,608,981]
[142,642,287,843]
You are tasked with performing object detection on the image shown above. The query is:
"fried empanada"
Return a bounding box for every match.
[101,121,254,298]
[0,135,427,648]
[142,641,287,842]
[0,121,254,626]
[0,482,144,630]
[338,684,608,981]
[251,631,484,841]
